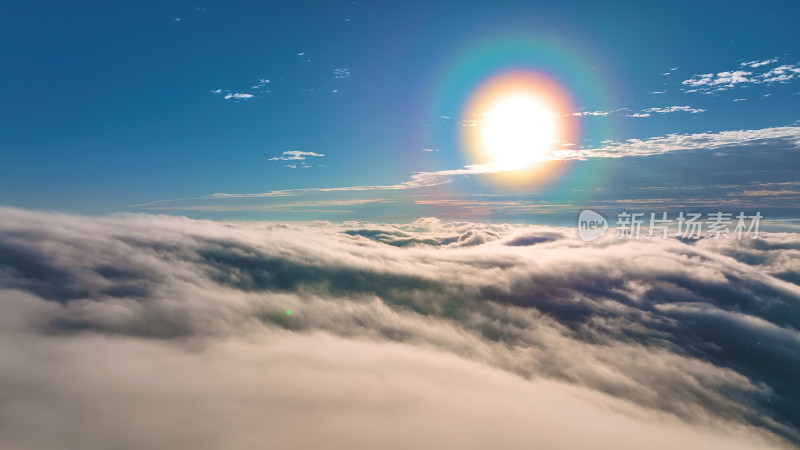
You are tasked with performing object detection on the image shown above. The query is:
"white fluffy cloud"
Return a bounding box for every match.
[0,208,798,448]
[682,60,800,92]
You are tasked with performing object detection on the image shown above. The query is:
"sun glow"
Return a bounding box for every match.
[462,71,576,175]
[481,94,557,169]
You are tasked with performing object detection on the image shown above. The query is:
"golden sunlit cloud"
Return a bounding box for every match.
[462,71,577,185]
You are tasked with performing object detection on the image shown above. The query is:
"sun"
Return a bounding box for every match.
[461,71,575,175]
[480,93,557,169]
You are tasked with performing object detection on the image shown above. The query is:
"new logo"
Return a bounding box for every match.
[578,210,608,241]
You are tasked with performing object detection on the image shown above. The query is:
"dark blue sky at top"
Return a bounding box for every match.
[0,0,798,219]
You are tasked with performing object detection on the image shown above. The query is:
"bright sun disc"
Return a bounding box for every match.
[481,94,556,169]
[462,71,576,178]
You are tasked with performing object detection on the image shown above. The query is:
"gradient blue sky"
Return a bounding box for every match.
[1,0,799,222]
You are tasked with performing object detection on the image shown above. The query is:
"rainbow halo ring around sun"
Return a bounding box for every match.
[462,71,576,171]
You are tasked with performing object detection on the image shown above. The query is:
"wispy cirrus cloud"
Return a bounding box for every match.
[250,78,272,90]
[268,151,327,169]
[268,150,326,161]
[210,78,274,101]
[211,164,496,198]
[135,125,800,211]
[451,104,704,124]
[333,67,351,79]
[741,58,780,68]
[570,106,706,118]
[210,89,258,101]
[142,198,391,212]
[210,56,351,100]
[571,109,618,117]
[643,106,706,114]
[224,92,254,100]
[554,125,800,159]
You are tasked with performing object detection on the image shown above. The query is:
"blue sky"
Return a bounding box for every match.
[3,4,800,445]
[1,0,799,222]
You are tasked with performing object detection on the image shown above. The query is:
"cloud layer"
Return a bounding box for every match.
[0,208,798,449]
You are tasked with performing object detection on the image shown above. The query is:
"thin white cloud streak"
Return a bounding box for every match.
[268,150,326,161]
[333,67,351,79]
[741,58,779,68]
[571,109,616,117]
[553,126,800,159]
[133,126,800,208]
[211,78,272,101]
[209,164,497,199]
[643,106,706,114]
[197,126,800,201]
[570,105,706,118]
[223,92,254,100]
[210,89,256,100]
[144,198,391,212]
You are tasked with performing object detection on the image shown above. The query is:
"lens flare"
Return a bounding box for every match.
[462,71,577,183]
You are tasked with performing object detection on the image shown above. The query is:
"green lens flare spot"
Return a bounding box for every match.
[286,309,293,316]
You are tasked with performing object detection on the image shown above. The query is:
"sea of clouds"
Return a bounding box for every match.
[1,206,798,449]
